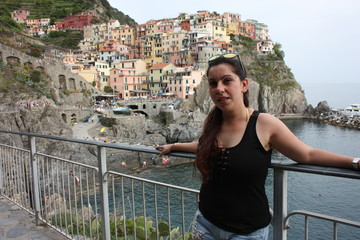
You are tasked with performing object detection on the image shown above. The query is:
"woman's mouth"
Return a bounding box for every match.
[218,96,230,104]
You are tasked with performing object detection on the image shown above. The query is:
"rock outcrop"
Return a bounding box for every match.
[304,101,360,129]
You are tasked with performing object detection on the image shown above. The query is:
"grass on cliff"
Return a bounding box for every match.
[230,34,297,91]
[0,62,52,101]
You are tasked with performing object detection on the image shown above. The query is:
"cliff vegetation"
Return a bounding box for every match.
[0,0,137,27]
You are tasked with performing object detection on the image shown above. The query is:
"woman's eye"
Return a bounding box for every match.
[209,81,217,87]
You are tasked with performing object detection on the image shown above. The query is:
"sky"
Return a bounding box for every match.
[108,0,360,108]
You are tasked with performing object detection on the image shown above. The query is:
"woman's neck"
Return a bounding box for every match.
[222,107,250,123]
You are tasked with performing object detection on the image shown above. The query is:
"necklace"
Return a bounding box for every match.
[245,108,250,123]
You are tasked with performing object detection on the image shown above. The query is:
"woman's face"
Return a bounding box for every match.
[207,63,248,111]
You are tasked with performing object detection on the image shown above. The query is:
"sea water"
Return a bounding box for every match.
[135,119,360,240]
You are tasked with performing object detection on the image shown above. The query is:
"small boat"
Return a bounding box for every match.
[338,104,360,116]
[113,107,131,115]
[96,107,104,114]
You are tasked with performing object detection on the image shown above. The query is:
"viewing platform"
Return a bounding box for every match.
[0,196,67,239]
[0,129,359,240]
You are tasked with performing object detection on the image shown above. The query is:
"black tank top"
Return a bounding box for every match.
[199,111,272,234]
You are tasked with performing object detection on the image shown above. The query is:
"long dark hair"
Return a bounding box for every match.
[196,55,249,183]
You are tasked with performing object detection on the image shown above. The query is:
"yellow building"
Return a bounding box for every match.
[227,22,240,36]
[212,19,227,40]
[112,25,136,46]
[148,63,176,94]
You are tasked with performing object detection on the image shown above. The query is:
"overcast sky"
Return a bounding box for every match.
[108,0,360,107]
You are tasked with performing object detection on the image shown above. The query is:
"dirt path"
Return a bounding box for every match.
[72,116,99,139]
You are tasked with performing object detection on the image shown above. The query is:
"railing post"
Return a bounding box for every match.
[29,135,41,225]
[273,168,288,240]
[97,146,111,240]
[0,146,3,195]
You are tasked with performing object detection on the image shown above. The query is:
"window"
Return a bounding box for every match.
[193,79,196,83]
[114,78,116,82]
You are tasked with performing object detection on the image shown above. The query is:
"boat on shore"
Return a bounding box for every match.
[335,104,360,116]
[113,107,131,115]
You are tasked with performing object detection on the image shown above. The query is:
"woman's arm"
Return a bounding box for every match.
[258,113,357,169]
[155,142,198,157]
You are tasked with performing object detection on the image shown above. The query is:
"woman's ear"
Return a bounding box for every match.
[241,78,249,93]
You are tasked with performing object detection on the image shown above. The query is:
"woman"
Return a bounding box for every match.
[156,53,359,240]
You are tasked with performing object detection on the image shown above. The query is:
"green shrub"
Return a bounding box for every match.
[99,117,116,127]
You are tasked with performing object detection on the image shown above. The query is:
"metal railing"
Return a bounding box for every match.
[0,129,359,240]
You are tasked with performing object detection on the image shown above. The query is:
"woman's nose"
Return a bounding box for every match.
[216,82,225,92]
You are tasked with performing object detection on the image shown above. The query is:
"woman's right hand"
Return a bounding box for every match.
[154,144,173,157]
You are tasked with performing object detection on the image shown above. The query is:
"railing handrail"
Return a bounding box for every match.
[1,129,359,179]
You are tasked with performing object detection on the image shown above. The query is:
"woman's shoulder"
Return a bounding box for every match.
[256,111,284,127]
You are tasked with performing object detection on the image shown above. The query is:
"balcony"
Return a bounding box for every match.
[0,129,359,240]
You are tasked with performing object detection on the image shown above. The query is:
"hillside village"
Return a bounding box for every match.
[10,9,277,101]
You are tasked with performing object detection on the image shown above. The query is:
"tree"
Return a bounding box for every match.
[103,86,113,93]
[273,43,285,60]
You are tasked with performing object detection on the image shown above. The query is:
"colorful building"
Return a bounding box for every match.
[148,63,176,94]
[112,25,136,46]
[109,59,148,100]
[55,12,95,30]
[168,67,205,99]
[11,10,30,24]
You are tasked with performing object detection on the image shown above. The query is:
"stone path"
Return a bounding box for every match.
[0,196,68,240]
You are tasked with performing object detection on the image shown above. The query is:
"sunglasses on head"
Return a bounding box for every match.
[208,53,246,79]
[208,53,240,62]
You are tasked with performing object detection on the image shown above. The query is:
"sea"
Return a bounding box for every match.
[134,118,360,240]
[301,82,360,109]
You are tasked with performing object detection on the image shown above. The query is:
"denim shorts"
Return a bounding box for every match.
[192,210,269,240]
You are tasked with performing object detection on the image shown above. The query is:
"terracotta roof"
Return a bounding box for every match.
[149,63,171,69]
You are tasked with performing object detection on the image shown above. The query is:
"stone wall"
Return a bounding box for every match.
[0,43,98,95]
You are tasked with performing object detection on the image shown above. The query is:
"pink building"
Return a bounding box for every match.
[109,59,148,100]
[168,67,205,99]
[56,12,94,30]
[156,20,174,33]
[11,10,30,24]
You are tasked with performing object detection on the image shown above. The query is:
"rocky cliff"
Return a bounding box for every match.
[184,55,307,116]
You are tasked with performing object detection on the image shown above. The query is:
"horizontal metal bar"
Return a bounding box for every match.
[0,144,30,153]
[0,129,195,159]
[37,152,99,171]
[1,129,360,179]
[270,160,360,179]
[106,170,200,193]
[285,210,360,228]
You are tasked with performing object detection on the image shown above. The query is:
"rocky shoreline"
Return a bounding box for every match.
[303,101,360,130]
